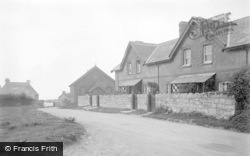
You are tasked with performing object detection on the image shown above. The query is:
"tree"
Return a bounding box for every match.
[229,67,250,115]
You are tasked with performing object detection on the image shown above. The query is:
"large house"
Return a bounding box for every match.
[112,14,250,94]
[0,78,39,100]
[69,66,115,103]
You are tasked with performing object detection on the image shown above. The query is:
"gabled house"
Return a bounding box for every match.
[57,91,71,107]
[111,41,157,94]
[0,78,39,100]
[69,66,115,103]
[112,14,250,94]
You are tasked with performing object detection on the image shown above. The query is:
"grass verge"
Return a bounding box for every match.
[88,106,130,113]
[0,102,86,146]
[146,106,250,133]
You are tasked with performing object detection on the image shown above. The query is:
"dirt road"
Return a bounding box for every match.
[39,107,250,156]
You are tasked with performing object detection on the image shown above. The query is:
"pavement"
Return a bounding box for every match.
[39,107,250,156]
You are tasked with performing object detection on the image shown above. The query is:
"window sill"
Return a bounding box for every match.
[182,64,192,68]
[203,62,213,65]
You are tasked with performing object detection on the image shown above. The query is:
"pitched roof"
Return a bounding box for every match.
[145,38,179,64]
[145,15,250,65]
[224,16,250,49]
[114,41,157,72]
[111,63,121,73]
[0,82,38,95]
[69,66,115,87]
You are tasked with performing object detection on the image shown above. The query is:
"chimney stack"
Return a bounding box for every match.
[179,21,188,37]
[5,78,10,84]
[27,80,30,84]
[62,91,66,95]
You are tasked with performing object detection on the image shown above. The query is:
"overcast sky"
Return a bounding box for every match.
[0,0,249,99]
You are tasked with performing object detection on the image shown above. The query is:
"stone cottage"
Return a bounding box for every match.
[0,78,39,100]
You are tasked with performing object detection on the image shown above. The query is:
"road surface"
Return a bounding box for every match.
[39,107,250,156]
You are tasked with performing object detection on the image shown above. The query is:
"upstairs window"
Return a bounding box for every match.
[183,49,191,66]
[136,60,141,74]
[127,62,132,75]
[203,45,212,64]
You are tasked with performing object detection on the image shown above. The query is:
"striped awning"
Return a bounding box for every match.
[171,73,215,84]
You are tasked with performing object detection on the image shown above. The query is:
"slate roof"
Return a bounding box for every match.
[130,41,158,61]
[145,16,250,65]
[146,38,179,64]
[111,63,121,73]
[69,66,115,87]
[0,82,38,95]
[112,41,157,72]
[224,16,250,49]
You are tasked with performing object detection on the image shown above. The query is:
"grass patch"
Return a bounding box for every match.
[146,107,250,133]
[88,107,130,113]
[0,102,86,146]
[125,109,147,115]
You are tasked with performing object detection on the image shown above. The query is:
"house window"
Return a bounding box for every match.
[219,81,232,92]
[183,49,191,66]
[127,62,132,75]
[136,60,141,73]
[203,45,212,64]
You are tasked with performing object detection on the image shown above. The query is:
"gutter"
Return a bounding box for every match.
[222,44,250,52]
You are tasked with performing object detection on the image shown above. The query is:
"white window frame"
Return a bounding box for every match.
[218,81,232,92]
[136,60,141,74]
[183,49,191,66]
[127,63,132,75]
[203,45,212,64]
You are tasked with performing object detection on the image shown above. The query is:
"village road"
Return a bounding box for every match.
[39,107,250,156]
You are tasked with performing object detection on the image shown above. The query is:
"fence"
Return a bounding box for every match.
[78,93,235,119]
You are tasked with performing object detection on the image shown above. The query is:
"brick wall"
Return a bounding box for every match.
[137,94,148,110]
[78,95,90,106]
[99,94,132,109]
[155,93,235,119]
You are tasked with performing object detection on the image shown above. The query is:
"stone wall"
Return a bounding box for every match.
[78,93,235,119]
[137,94,148,110]
[78,95,90,106]
[99,94,132,109]
[155,93,235,119]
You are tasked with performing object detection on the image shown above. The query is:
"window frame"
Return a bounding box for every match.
[127,62,132,75]
[136,60,141,74]
[183,49,191,66]
[203,44,213,64]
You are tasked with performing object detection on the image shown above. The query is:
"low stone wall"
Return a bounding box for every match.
[78,95,90,106]
[155,93,235,119]
[99,95,132,109]
[137,94,148,110]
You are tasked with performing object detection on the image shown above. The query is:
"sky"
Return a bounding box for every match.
[0,0,249,99]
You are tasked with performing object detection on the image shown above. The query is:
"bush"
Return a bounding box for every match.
[230,110,250,132]
[229,67,250,114]
[0,94,34,107]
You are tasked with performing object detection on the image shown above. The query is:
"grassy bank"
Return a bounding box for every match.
[146,106,250,133]
[87,106,130,113]
[0,103,85,146]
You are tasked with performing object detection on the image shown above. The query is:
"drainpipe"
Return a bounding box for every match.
[246,48,249,65]
[157,64,160,92]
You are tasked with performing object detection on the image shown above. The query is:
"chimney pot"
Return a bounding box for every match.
[5,78,10,84]
[27,80,30,84]
[62,91,66,94]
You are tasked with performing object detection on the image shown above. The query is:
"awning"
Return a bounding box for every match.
[119,79,142,87]
[171,73,215,84]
